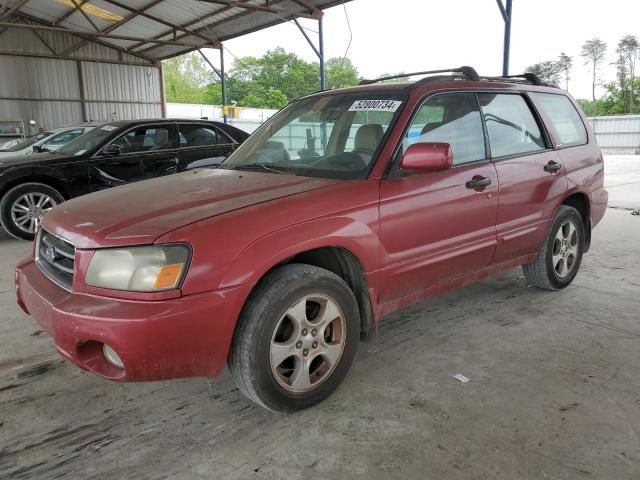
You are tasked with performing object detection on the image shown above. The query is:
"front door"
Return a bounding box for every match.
[90,123,179,191]
[177,123,237,170]
[378,92,499,303]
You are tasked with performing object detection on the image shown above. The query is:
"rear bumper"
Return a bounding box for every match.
[16,258,251,381]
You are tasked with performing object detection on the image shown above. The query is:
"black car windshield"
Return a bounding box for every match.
[222,92,405,179]
[0,132,51,152]
[57,124,117,156]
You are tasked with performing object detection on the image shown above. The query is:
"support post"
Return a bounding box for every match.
[501,0,512,76]
[220,46,227,124]
[76,60,88,121]
[318,16,325,90]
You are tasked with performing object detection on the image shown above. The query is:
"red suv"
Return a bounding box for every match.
[15,67,607,412]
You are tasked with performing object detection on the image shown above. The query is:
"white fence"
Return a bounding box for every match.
[588,115,640,154]
[166,103,276,133]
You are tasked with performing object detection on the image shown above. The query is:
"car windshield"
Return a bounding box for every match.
[223,92,405,179]
[57,124,117,156]
[0,132,52,152]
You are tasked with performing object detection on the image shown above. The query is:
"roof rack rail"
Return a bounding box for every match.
[501,73,543,85]
[483,72,553,87]
[359,66,480,85]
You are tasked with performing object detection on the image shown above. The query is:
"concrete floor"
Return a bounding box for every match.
[1,156,639,480]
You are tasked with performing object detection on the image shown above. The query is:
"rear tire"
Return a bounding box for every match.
[0,183,64,241]
[228,264,360,412]
[523,205,585,290]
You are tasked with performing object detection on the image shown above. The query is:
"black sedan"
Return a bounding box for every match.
[0,119,249,240]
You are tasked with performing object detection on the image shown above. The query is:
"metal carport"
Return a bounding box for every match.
[0,0,349,129]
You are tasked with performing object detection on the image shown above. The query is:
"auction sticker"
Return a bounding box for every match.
[348,99,402,112]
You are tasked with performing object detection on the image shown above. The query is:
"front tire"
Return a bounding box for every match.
[523,205,585,290]
[228,264,360,412]
[0,183,64,241]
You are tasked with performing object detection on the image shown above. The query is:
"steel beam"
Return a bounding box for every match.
[220,47,227,124]
[0,21,210,48]
[60,0,165,57]
[318,16,325,90]
[0,49,156,67]
[71,0,100,32]
[100,0,218,45]
[53,0,90,26]
[0,0,31,21]
[195,0,320,20]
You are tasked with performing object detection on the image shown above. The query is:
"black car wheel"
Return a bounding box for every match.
[228,264,360,412]
[0,183,64,240]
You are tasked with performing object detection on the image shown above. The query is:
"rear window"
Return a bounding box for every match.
[530,93,587,148]
[478,93,546,158]
[179,124,228,147]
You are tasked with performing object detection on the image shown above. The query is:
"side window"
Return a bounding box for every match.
[477,93,546,158]
[404,93,486,165]
[179,124,227,147]
[113,126,173,153]
[530,93,587,147]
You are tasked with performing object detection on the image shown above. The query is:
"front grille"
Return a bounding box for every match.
[36,229,75,291]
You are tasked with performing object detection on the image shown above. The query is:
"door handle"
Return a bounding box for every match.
[544,160,562,173]
[466,176,492,190]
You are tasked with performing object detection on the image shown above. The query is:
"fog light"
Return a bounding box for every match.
[103,344,124,369]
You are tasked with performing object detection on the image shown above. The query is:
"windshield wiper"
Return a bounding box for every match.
[233,163,295,175]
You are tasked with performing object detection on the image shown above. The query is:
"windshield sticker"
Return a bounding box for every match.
[100,125,118,131]
[349,100,402,112]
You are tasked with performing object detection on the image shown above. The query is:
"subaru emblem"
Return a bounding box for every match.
[43,246,57,263]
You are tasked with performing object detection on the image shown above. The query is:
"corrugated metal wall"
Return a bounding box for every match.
[0,27,163,130]
[588,115,640,154]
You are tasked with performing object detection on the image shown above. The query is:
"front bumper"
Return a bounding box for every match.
[16,258,252,381]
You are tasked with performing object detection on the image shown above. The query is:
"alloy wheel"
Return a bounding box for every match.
[10,192,57,234]
[270,294,346,393]
[552,220,579,278]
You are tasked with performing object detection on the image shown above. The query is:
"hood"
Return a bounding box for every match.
[42,168,339,249]
[0,151,62,165]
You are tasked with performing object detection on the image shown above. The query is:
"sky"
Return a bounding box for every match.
[201,0,640,101]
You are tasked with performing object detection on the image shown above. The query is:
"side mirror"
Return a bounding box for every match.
[100,144,122,157]
[400,142,453,173]
[32,145,44,153]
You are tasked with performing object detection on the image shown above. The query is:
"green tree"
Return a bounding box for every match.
[164,48,361,109]
[163,52,213,104]
[558,52,573,91]
[526,61,561,85]
[325,57,360,89]
[581,38,607,107]
[617,35,639,112]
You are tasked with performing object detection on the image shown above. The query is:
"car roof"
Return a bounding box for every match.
[301,71,563,100]
[103,118,230,129]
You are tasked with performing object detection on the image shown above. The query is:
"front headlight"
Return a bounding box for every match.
[85,245,190,292]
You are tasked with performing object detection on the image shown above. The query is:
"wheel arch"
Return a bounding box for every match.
[211,214,381,337]
[560,191,591,250]
[0,175,70,202]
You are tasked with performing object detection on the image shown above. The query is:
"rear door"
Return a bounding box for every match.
[90,123,179,191]
[378,92,499,303]
[177,123,237,170]
[478,92,567,263]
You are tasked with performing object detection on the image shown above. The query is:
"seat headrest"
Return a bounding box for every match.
[354,124,384,154]
[153,128,169,147]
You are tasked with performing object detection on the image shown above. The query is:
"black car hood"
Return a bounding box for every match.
[0,152,74,168]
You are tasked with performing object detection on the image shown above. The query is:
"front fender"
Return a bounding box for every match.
[219,215,380,289]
